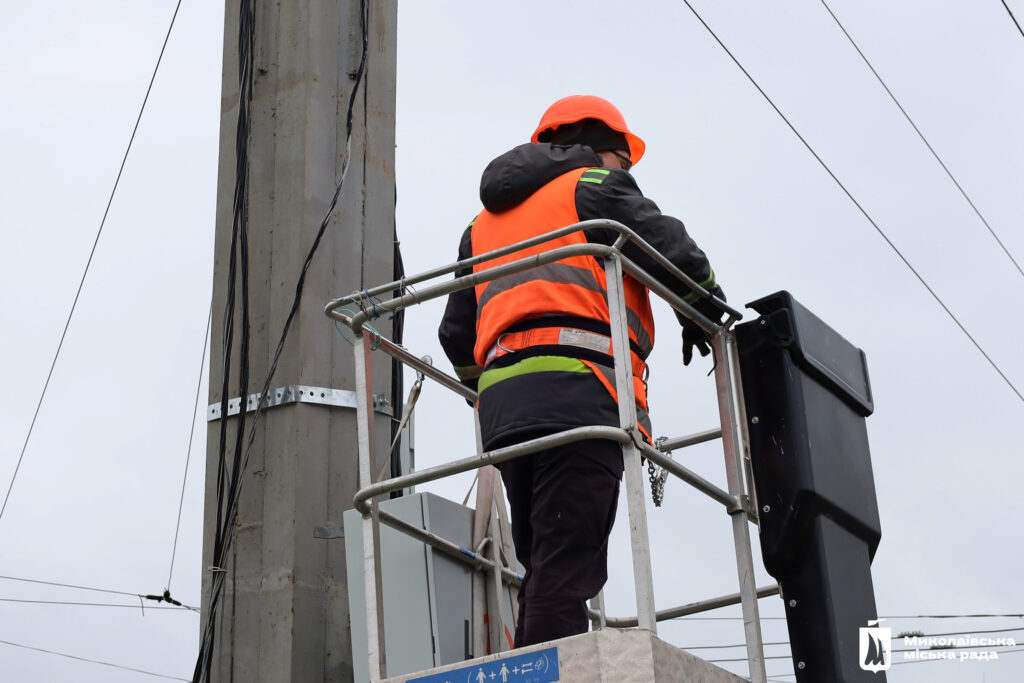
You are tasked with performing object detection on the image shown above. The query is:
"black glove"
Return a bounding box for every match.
[682,321,710,366]
[680,285,726,366]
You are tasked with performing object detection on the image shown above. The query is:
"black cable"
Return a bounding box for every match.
[0,0,184,524]
[166,302,213,594]
[389,226,407,497]
[1002,0,1024,39]
[822,0,1024,281]
[194,0,255,678]
[220,0,371,564]
[194,1,371,680]
[0,638,189,681]
[680,0,1024,405]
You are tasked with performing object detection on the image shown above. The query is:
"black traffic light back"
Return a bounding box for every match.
[737,291,886,683]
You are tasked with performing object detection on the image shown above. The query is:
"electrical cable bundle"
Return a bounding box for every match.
[192,0,370,680]
[192,0,255,677]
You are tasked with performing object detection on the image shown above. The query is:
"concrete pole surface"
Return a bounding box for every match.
[201,1,397,682]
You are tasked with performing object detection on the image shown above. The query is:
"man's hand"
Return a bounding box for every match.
[680,285,726,366]
[682,321,711,366]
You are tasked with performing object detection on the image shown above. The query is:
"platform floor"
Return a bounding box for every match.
[380,628,750,683]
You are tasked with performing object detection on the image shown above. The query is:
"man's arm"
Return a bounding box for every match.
[437,222,482,392]
[575,168,724,312]
[575,169,725,365]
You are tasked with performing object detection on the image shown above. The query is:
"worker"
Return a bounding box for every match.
[438,95,725,647]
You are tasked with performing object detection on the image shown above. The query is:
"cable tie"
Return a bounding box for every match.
[363,289,376,318]
[334,320,354,346]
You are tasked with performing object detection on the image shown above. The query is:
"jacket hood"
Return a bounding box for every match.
[479,143,601,213]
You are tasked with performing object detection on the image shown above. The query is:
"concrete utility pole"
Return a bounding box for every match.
[201,1,397,681]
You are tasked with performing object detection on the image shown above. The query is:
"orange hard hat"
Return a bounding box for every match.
[531,95,646,164]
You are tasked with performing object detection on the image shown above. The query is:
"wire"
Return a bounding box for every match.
[911,625,1024,638]
[682,626,1024,651]
[0,598,195,611]
[0,575,200,611]
[0,638,189,681]
[767,646,1024,677]
[1002,0,1024,39]
[883,613,1024,619]
[0,574,138,598]
[712,639,1021,663]
[671,612,1024,621]
[166,302,213,593]
[821,0,1024,281]
[0,0,184,524]
[679,0,1024,405]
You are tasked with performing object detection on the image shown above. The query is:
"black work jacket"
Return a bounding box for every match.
[438,142,723,451]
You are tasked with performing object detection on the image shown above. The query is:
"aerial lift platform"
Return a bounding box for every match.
[325,219,883,683]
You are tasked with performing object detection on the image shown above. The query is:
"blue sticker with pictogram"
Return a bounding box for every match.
[406,646,559,683]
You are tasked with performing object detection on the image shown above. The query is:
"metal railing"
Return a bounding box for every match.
[325,219,774,682]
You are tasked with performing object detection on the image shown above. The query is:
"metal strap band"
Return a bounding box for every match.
[207,385,391,421]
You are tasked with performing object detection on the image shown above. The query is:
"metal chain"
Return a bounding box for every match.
[647,459,664,507]
[648,437,669,507]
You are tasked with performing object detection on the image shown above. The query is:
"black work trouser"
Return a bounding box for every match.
[498,438,623,647]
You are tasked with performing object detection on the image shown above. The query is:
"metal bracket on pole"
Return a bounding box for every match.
[206,385,392,421]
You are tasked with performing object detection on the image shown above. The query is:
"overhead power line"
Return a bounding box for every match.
[0,574,138,597]
[768,646,1024,678]
[821,0,1024,281]
[671,610,1024,622]
[713,639,1022,663]
[0,598,195,611]
[166,302,213,594]
[1002,0,1024,39]
[683,625,1024,651]
[679,0,1024,406]
[0,638,189,681]
[0,575,199,610]
[1,0,185,524]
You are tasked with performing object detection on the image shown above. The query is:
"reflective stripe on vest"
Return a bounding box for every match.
[484,327,648,379]
[477,355,652,443]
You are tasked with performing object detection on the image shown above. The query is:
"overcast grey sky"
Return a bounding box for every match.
[1,1,1022,681]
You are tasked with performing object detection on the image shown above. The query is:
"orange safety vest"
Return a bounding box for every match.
[470,166,655,436]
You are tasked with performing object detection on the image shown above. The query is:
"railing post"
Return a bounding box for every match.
[354,332,386,681]
[712,330,766,683]
[604,253,658,634]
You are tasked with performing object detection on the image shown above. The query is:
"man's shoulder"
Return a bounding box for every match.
[574,166,642,192]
